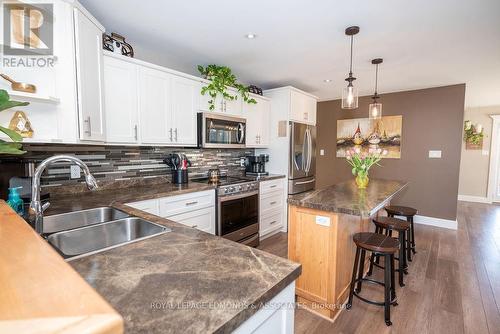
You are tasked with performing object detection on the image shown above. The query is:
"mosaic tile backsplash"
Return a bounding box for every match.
[16,144,254,188]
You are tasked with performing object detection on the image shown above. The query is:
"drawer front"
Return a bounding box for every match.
[159,190,215,217]
[167,206,216,235]
[260,210,283,236]
[260,178,285,194]
[126,199,160,216]
[260,191,284,215]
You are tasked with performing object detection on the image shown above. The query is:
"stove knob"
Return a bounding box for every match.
[230,187,236,192]
[238,185,243,191]
[224,188,229,194]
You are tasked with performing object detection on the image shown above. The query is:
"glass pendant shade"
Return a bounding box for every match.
[369,102,382,120]
[342,85,358,109]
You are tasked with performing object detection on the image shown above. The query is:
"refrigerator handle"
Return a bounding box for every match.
[306,127,313,173]
[302,126,308,171]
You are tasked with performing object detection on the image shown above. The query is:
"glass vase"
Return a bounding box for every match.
[355,174,369,189]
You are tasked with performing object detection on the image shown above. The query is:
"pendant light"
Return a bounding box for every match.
[342,26,360,109]
[369,58,383,120]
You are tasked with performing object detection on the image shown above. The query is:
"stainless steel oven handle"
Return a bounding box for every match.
[240,233,259,246]
[295,178,315,185]
[219,190,259,202]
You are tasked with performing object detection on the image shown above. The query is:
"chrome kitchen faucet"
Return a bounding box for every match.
[28,155,99,234]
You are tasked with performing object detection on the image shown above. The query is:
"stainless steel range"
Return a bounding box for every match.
[192,176,259,247]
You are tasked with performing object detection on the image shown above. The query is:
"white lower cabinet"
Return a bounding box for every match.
[126,199,159,216]
[167,207,215,234]
[259,179,286,239]
[126,190,216,235]
[233,282,295,334]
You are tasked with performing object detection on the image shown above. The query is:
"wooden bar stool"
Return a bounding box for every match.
[368,217,411,287]
[347,232,399,326]
[385,206,417,260]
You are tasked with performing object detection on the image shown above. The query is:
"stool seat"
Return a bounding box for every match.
[385,205,417,217]
[353,232,399,254]
[373,217,410,232]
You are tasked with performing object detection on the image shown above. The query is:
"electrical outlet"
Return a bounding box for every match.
[320,149,325,156]
[240,157,246,167]
[70,165,81,179]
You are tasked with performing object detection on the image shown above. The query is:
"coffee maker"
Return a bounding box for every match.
[245,154,269,177]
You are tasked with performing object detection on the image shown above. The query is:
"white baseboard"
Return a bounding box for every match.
[394,214,457,230]
[457,195,492,204]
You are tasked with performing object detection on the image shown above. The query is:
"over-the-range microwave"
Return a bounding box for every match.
[197,113,246,148]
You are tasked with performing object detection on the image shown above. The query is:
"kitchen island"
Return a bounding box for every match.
[287,179,407,321]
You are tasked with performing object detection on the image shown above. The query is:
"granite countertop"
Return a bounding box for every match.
[42,179,301,334]
[288,179,407,218]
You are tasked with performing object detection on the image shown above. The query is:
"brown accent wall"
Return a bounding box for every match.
[316,84,465,220]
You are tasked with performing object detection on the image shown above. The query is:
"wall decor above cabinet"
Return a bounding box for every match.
[197,65,256,112]
[103,32,134,57]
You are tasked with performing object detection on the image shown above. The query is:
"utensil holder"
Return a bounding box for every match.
[172,170,188,184]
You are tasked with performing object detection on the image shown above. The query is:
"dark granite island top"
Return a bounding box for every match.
[41,180,301,334]
[288,179,407,218]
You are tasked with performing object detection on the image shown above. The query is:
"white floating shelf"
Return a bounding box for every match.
[7,90,60,104]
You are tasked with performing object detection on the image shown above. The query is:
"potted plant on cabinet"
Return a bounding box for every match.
[198,65,256,111]
[0,89,28,155]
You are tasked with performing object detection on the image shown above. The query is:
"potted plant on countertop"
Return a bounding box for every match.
[198,64,256,111]
[345,147,387,189]
[0,89,28,155]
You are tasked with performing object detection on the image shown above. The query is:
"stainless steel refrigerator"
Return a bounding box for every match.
[288,122,316,194]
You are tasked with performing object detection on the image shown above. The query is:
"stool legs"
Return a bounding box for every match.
[347,247,360,309]
[384,254,392,326]
[398,231,406,286]
[409,216,416,254]
[355,249,366,293]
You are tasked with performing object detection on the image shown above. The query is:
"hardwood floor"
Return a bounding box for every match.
[257,201,500,333]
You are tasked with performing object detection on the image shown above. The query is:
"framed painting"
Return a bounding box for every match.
[336,115,402,159]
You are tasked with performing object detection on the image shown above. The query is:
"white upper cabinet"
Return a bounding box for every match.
[138,67,172,144]
[73,8,105,141]
[103,55,138,143]
[290,89,317,125]
[199,85,242,117]
[170,76,199,146]
[245,95,270,148]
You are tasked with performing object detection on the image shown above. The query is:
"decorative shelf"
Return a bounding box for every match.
[7,90,60,104]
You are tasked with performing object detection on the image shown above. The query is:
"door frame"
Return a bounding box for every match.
[487,115,500,202]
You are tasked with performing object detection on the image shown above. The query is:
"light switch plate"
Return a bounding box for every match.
[315,215,330,227]
[482,150,489,156]
[320,149,325,156]
[428,150,442,158]
[70,165,81,179]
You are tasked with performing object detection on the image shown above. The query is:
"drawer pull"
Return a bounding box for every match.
[185,201,198,206]
[192,225,198,228]
[270,185,277,188]
[270,220,277,225]
[270,201,277,205]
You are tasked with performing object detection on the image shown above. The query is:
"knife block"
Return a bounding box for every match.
[172,170,188,184]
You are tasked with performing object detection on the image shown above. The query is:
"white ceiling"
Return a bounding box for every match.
[80,0,500,107]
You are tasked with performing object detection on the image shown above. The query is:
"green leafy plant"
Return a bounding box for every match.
[197,65,256,111]
[0,89,28,155]
[463,120,483,145]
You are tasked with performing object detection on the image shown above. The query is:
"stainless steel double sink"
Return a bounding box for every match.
[44,207,170,260]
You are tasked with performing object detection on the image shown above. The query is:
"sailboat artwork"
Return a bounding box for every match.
[336,115,402,159]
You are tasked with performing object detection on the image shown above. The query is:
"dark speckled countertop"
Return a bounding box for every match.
[43,179,300,334]
[288,179,407,218]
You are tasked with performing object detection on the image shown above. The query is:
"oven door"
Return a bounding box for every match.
[218,191,258,239]
[199,113,246,148]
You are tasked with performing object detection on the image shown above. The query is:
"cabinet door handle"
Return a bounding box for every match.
[134,125,138,140]
[192,225,198,228]
[174,128,178,142]
[270,220,277,225]
[270,201,277,205]
[224,100,227,112]
[185,201,198,206]
[169,128,173,141]
[304,112,308,120]
[84,116,91,135]
[220,100,224,112]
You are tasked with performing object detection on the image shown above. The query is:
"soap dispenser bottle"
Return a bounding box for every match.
[6,186,24,215]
